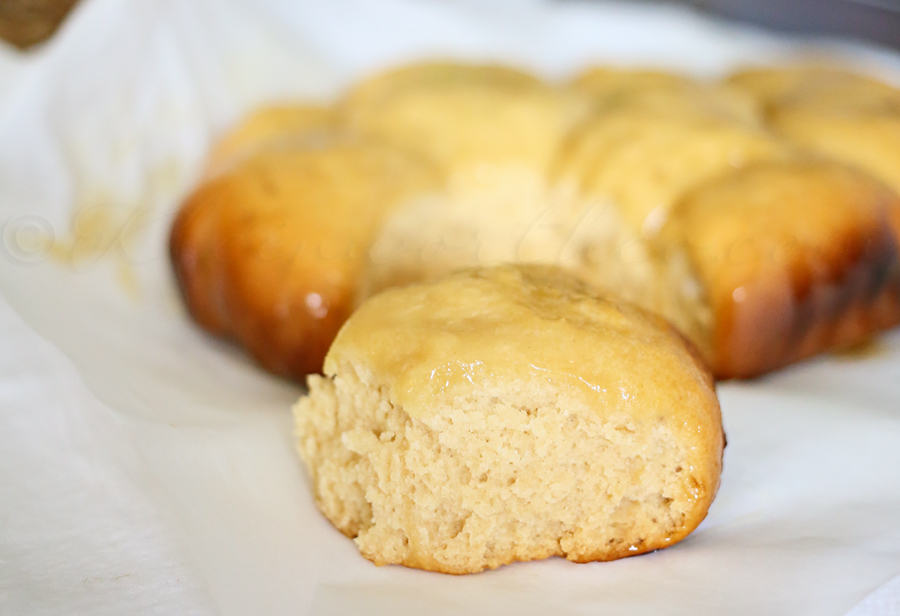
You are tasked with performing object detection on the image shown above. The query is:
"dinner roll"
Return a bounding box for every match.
[295,265,724,573]
[170,134,441,377]
[342,61,590,176]
[552,109,792,236]
[728,66,900,198]
[657,160,900,378]
[357,166,591,301]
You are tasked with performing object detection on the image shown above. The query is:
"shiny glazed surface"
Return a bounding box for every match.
[326,265,719,437]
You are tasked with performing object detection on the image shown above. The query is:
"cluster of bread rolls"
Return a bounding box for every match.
[170,62,900,380]
[170,62,900,573]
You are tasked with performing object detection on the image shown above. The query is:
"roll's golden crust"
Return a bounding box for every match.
[169,186,231,336]
[664,161,900,378]
[572,67,694,94]
[170,138,441,377]
[203,105,339,178]
[171,104,345,345]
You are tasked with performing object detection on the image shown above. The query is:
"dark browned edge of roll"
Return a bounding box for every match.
[713,186,900,380]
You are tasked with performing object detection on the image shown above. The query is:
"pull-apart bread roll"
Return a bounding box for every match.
[548,108,794,346]
[728,66,900,200]
[342,62,591,176]
[170,117,440,377]
[551,85,900,378]
[553,110,791,235]
[658,161,900,378]
[172,105,342,337]
[359,162,587,299]
[295,265,724,573]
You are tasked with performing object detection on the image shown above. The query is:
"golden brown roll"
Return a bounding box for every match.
[657,160,900,378]
[341,61,591,175]
[544,104,796,360]
[295,264,724,573]
[170,134,441,378]
[727,66,900,198]
[180,104,341,335]
[358,166,589,300]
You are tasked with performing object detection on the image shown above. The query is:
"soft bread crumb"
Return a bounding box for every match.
[297,363,702,573]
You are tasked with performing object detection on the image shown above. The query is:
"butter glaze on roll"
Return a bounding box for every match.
[295,265,724,574]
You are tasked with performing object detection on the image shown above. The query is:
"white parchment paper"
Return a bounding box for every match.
[1,1,899,614]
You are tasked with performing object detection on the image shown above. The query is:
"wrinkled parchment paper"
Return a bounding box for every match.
[1,0,900,614]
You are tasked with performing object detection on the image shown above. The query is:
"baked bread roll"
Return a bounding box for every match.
[341,62,591,176]
[657,160,900,378]
[170,133,440,377]
[176,105,343,337]
[295,265,724,573]
[347,61,595,299]
[552,109,791,235]
[727,66,900,199]
[548,107,799,365]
